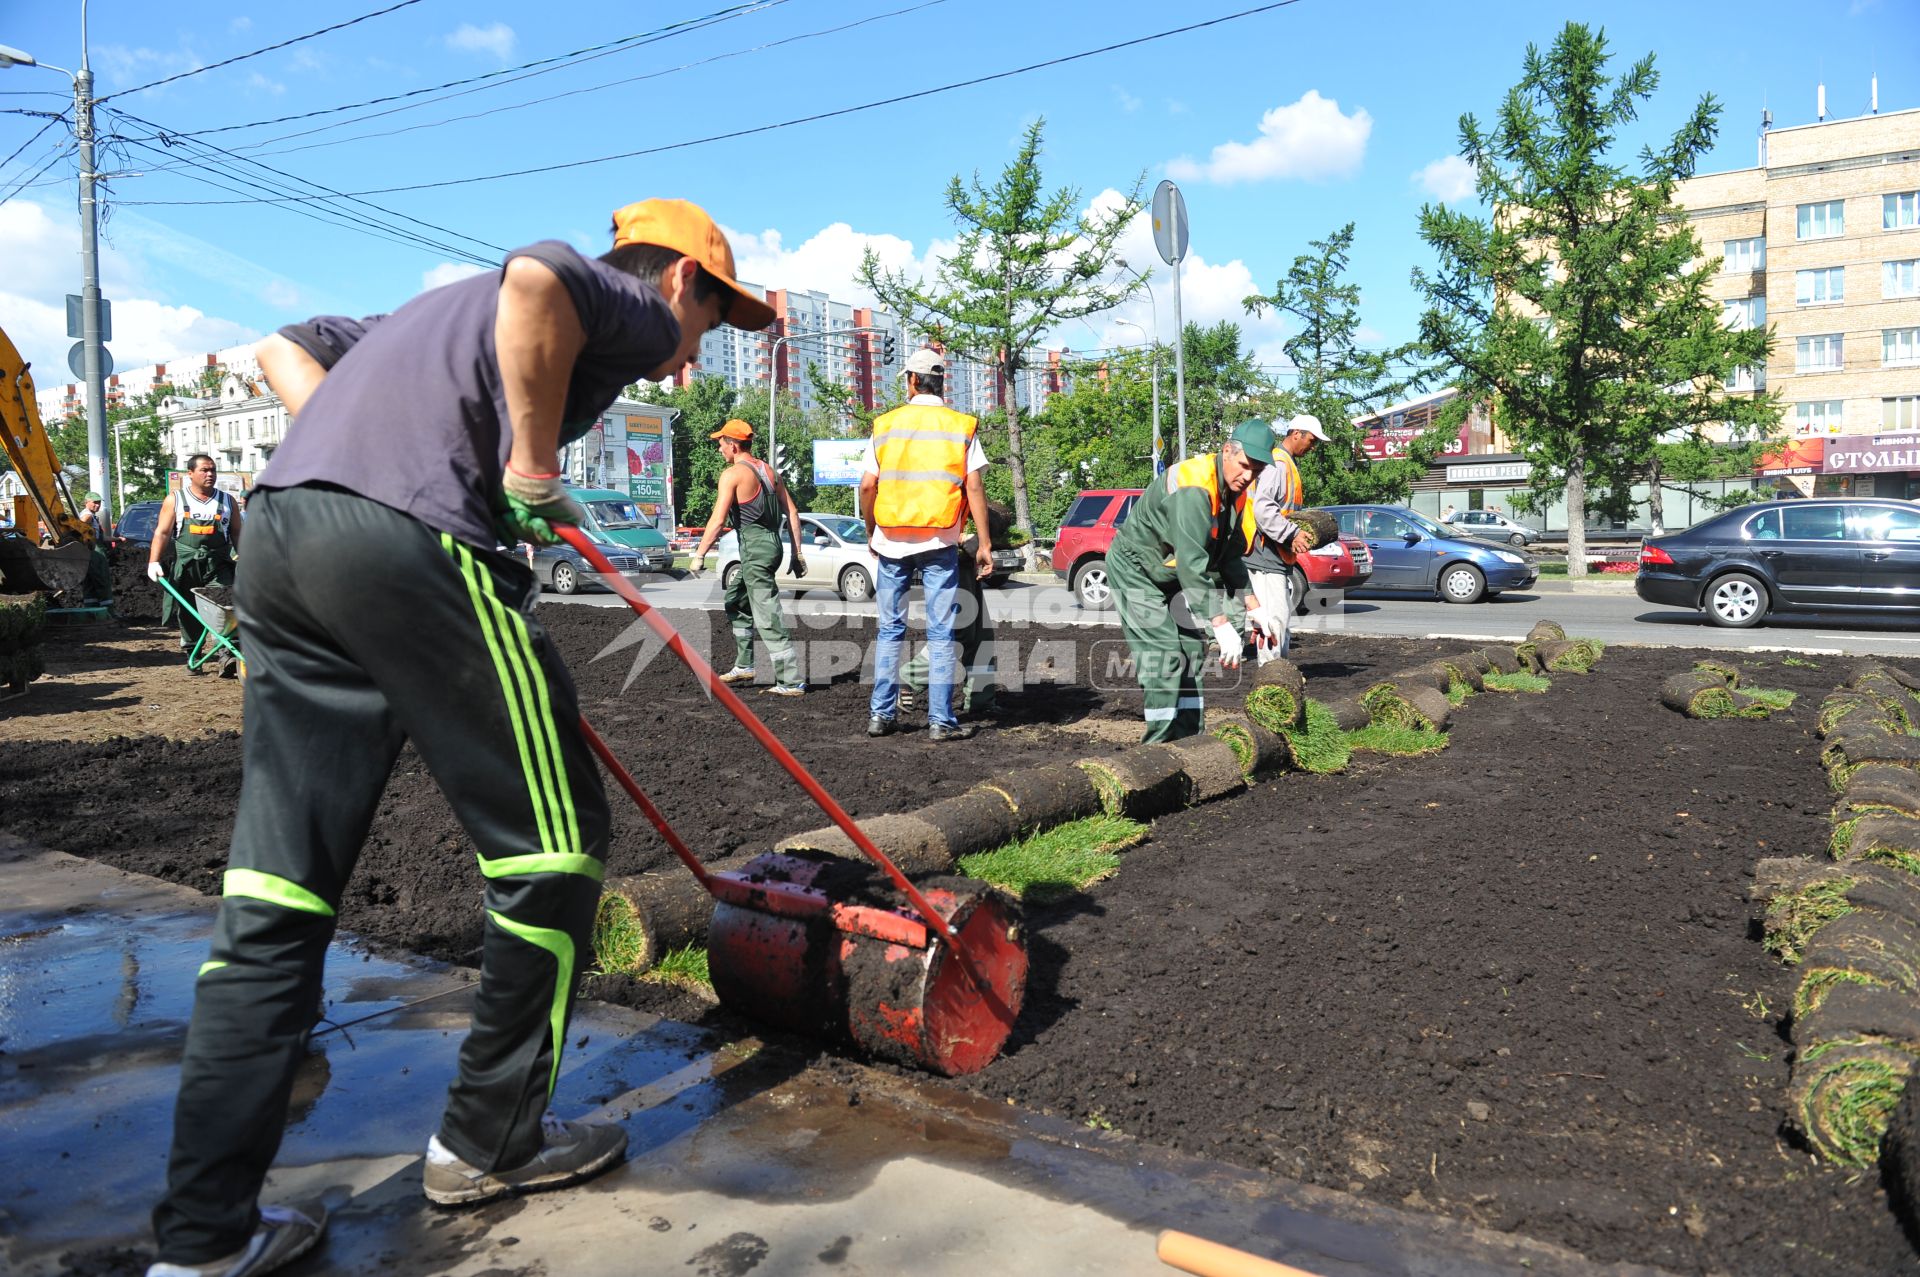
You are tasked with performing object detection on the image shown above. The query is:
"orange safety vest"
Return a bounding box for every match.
[870,401,976,529]
[1162,452,1253,568]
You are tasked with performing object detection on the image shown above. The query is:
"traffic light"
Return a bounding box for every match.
[882,332,897,364]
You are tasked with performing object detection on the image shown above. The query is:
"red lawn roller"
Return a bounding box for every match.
[556,525,1026,1076]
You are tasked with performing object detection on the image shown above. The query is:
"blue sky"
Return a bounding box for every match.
[3,0,1915,391]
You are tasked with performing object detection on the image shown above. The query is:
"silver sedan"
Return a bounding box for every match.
[711,513,877,602]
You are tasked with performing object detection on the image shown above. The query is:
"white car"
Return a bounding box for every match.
[711,513,877,602]
[1445,508,1540,546]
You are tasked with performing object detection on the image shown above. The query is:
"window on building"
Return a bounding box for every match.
[1797,200,1845,240]
[1722,236,1765,272]
[1796,334,1844,372]
[1722,295,1765,330]
[1885,259,1920,299]
[1793,400,1845,435]
[1723,364,1766,392]
[1795,267,1844,305]
[1886,327,1920,367]
[1887,191,1920,230]
[1887,397,1920,430]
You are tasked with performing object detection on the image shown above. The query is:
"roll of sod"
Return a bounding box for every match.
[1833,813,1920,875]
[1664,671,1766,719]
[1692,659,1741,688]
[1789,1039,1916,1167]
[1532,638,1602,674]
[1853,669,1918,729]
[1823,725,1920,790]
[1438,651,1489,693]
[1294,508,1341,549]
[1798,978,1920,1056]
[594,849,760,975]
[974,764,1104,833]
[1210,713,1292,777]
[1321,696,1373,732]
[1481,645,1525,675]
[1884,1081,1920,1251]
[1388,661,1454,694]
[778,810,973,876]
[1818,691,1881,738]
[1842,766,1920,819]
[1276,700,1353,773]
[1361,681,1453,734]
[1526,619,1567,643]
[1757,859,1920,963]
[1243,657,1307,732]
[1795,911,1920,1019]
[1077,745,1193,819]
[0,592,48,694]
[1514,642,1547,675]
[1882,664,1920,694]
[916,789,1024,861]
[1166,736,1250,803]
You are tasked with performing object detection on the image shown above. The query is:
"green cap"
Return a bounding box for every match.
[83,490,102,502]
[1228,420,1278,466]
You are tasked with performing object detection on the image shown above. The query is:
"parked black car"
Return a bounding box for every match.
[1636,498,1920,627]
[112,499,164,549]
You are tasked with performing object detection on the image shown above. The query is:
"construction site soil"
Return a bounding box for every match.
[5,605,1919,1275]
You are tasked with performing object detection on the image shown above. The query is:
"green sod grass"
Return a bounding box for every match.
[1793,966,1893,1018]
[1345,722,1450,756]
[1445,679,1471,706]
[1213,722,1257,773]
[1742,686,1798,711]
[958,814,1148,903]
[1830,817,1859,860]
[1484,671,1551,694]
[1246,684,1304,731]
[1765,879,1856,964]
[649,944,712,991]
[1281,700,1352,773]
[1076,761,1128,816]
[590,892,647,975]
[1797,1053,1912,1167]
[1783,656,1822,669]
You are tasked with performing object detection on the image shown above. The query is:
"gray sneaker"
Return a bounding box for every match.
[767,683,806,697]
[423,1113,628,1206]
[146,1202,327,1277]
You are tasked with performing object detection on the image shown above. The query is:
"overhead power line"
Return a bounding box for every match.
[121,0,1308,206]
[112,0,787,139]
[104,104,503,263]
[0,143,74,207]
[0,114,67,175]
[99,0,432,103]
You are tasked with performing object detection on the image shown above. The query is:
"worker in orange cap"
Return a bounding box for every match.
[686,418,806,695]
[146,199,774,1277]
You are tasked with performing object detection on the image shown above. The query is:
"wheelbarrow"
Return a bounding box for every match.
[155,575,243,673]
[556,525,1027,1077]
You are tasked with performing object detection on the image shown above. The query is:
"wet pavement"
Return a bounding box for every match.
[0,840,1665,1276]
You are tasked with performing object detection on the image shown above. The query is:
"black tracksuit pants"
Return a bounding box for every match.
[153,485,610,1263]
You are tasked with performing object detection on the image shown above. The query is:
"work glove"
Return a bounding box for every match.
[496,466,586,546]
[789,553,807,579]
[1211,619,1244,670]
[146,561,165,583]
[1246,605,1282,646]
[684,555,703,579]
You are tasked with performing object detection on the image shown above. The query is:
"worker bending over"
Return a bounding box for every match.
[1108,421,1282,743]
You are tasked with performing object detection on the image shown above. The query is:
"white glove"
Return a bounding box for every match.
[1211,619,1244,669]
[1246,605,1281,645]
[146,561,165,583]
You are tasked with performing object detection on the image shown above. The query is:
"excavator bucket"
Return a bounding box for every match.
[0,536,89,600]
[2,321,96,605]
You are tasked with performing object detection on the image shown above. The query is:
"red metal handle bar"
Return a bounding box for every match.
[578,715,714,891]
[552,524,1000,1005]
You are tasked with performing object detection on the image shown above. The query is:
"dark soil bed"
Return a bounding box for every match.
[5,608,1917,1273]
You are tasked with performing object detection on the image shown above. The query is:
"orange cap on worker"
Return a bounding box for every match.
[610,198,776,331]
[709,419,754,441]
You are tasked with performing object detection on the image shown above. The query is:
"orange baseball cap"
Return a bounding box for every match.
[709,419,754,441]
[610,198,776,331]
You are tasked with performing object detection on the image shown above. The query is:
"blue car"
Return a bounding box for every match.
[1323,504,1538,604]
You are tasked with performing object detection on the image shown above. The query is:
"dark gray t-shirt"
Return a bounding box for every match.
[260,241,681,548]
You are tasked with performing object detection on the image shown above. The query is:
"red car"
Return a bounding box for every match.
[1050,487,1371,612]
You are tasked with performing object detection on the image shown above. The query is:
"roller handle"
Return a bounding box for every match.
[578,715,713,891]
[1156,1231,1326,1277]
[552,525,1005,1011]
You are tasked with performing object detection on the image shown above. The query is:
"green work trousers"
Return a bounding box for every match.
[902,555,995,714]
[724,522,799,686]
[163,546,235,654]
[1108,545,1209,744]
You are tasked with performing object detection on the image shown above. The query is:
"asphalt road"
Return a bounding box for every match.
[544,574,1920,659]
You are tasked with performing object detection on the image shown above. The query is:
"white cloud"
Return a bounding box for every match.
[1114,86,1141,113]
[1413,155,1476,203]
[423,261,488,291]
[720,222,954,308]
[1,199,263,388]
[245,71,286,96]
[229,16,253,33]
[94,44,204,91]
[445,22,517,62]
[1166,90,1371,185]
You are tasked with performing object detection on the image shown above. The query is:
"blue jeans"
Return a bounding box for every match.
[870,545,960,727]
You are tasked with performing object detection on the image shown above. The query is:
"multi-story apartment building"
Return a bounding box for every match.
[672,282,903,424]
[1677,104,1920,499]
[36,342,264,425]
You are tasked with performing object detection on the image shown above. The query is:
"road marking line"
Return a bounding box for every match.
[1746,645,1846,655]
[1424,632,1528,642]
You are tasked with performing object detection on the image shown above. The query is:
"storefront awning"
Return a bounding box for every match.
[1823,432,1920,474]
[1757,438,1824,475]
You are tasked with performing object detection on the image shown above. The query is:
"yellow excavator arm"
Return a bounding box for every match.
[1,321,95,598]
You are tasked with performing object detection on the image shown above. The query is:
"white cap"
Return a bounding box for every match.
[1285,413,1331,443]
[904,347,945,376]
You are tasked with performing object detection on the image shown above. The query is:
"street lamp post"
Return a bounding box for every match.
[1108,316,1161,475]
[1,2,111,530]
[1114,260,1164,473]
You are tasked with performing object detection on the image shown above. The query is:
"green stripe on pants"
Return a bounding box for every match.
[487,909,574,1097]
